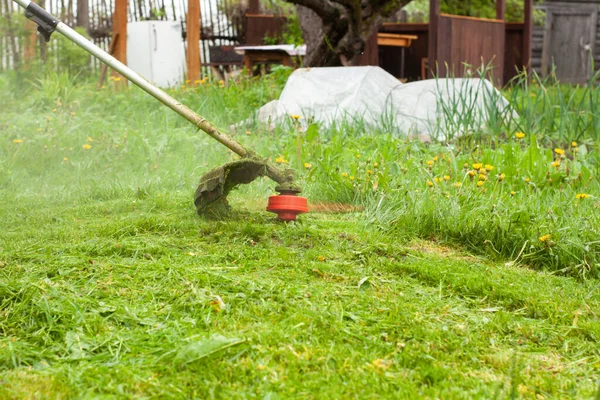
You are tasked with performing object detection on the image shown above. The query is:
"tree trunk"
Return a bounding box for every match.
[288,0,413,67]
[3,0,20,69]
[77,0,90,32]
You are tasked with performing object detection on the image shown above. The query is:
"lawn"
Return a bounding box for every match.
[1,69,599,399]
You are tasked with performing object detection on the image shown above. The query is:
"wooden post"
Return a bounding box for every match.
[186,0,201,83]
[427,0,440,78]
[76,0,90,32]
[496,0,506,20]
[248,0,259,14]
[111,0,128,86]
[24,1,38,65]
[523,0,533,76]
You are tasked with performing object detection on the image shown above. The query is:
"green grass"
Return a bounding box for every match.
[1,70,600,398]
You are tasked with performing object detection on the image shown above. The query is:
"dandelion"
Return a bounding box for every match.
[82,144,92,150]
[515,132,525,139]
[87,137,94,142]
[463,163,469,169]
[510,191,516,196]
[538,234,551,243]
[443,175,450,181]
[304,163,312,169]
[356,154,361,159]
[275,155,287,164]
[290,115,301,120]
[426,160,434,166]
[551,161,560,168]
[477,181,485,187]
[52,108,57,112]
[245,130,252,135]
[433,156,439,162]
[485,164,494,171]
[218,79,224,86]
[434,177,442,183]
[317,256,325,261]
[454,182,462,188]
[498,173,505,181]
[12,139,23,144]
[468,170,476,177]
[349,176,355,181]
[341,172,348,177]
[525,177,531,183]
[63,157,68,161]
[571,141,577,147]
[366,169,373,175]
[478,174,487,181]
[185,79,191,84]
[479,168,487,175]
[373,162,379,168]
[554,148,564,155]
[194,80,202,85]
[427,181,434,187]
[114,77,121,82]
[575,193,591,199]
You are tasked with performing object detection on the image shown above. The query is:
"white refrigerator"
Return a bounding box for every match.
[126,21,186,88]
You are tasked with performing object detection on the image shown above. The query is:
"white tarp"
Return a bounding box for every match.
[244,66,515,141]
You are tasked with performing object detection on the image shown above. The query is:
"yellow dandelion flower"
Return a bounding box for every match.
[454,182,462,188]
[434,177,442,183]
[525,177,531,183]
[114,77,121,82]
[317,256,325,261]
[463,163,469,169]
[52,108,57,112]
[218,80,224,85]
[485,164,494,171]
[356,154,361,159]
[510,191,516,196]
[366,169,373,175]
[12,139,23,144]
[341,172,348,177]
[433,156,439,162]
[551,161,560,168]
[427,181,434,187]
[515,132,525,139]
[245,130,252,135]
[571,141,577,148]
[349,176,355,181]
[443,175,450,181]
[479,168,487,174]
[185,79,191,84]
[478,174,487,181]
[63,157,68,161]
[575,193,591,199]
[472,163,482,170]
[538,234,551,243]
[373,162,379,168]
[477,180,485,187]
[275,155,287,164]
[498,173,505,181]
[87,137,94,142]
[290,115,302,120]
[304,163,312,169]
[194,80,202,85]
[554,148,564,155]
[82,144,92,150]
[468,170,476,177]
[426,160,434,166]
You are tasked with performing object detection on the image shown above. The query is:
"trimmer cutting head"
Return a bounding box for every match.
[267,190,308,221]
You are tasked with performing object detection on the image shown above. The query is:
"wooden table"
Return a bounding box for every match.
[377,33,418,79]
[234,45,306,76]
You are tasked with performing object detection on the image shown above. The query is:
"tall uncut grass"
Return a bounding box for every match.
[1,65,599,278]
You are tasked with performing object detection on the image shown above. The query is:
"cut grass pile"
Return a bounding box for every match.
[0,70,599,397]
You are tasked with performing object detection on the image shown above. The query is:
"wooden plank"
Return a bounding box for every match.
[97,33,118,88]
[186,0,201,83]
[496,0,506,20]
[439,13,503,23]
[248,0,259,14]
[523,0,533,76]
[358,31,378,66]
[111,0,127,85]
[428,0,440,78]
[377,34,417,47]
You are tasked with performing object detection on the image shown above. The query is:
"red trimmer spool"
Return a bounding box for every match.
[267,193,308,221]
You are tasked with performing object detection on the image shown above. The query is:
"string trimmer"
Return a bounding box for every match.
[14,0,309,221]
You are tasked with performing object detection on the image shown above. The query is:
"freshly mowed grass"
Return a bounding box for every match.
[1,71,600,398]
[1,191,599,399]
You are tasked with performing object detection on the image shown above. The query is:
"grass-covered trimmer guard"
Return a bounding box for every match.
[15,0,308,221]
